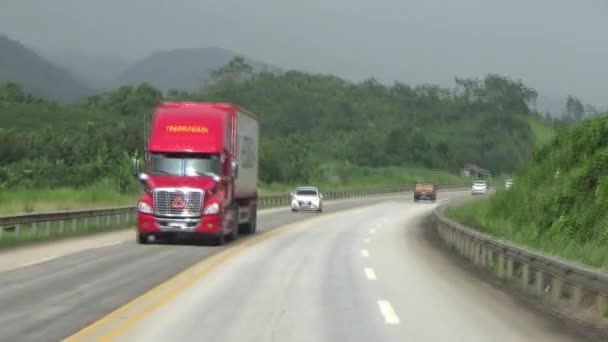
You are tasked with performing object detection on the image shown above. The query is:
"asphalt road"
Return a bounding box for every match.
[0,192,436,342]
[67,191,589,342]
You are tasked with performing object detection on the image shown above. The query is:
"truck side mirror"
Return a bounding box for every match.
[319,194,324,199]
[231,161,239,179]
[132,158,141,177]
[137,173,149,185]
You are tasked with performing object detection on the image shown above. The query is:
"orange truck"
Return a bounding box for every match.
[414,182,437,202]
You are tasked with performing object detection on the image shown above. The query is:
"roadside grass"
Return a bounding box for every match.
[524,115,555,147]
[1,166,470,215]
[445,198,608,269]
[0,182,138,215]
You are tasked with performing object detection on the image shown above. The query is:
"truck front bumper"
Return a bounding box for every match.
[137,213,223,236]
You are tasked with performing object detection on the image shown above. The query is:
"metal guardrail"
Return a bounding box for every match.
[434,203,608,333]
[0,182,471,243]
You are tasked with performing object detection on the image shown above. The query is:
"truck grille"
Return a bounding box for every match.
[153,188,204,217]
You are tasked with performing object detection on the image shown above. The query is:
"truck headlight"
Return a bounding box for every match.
[138,202,153,214]
[203,203,219,215]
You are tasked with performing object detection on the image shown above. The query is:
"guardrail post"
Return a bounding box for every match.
[484,249,491,268]
[32,222,37,238]
[72,219,76,233]
[84,218,88,231]
[550,277,563,303]
[571,286,582,311]
[480,246,487,267]
[497,253,505,278]
[534,270,544,296]
[594,293,606,322]
[506,258,514,279]
[474,243,481,265]
[459,234,465,255]
[46,221,51,236]
[522,264,530,290]
[469,241,476,261]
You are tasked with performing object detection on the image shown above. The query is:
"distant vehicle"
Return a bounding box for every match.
[291,187,323,213]
[471,180,488,195]
[132,102,260,246]
[505,178,514,190]
[414,182,437,202]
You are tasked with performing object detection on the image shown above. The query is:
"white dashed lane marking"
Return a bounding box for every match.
[364,268,377,280]
[377,300,400,325]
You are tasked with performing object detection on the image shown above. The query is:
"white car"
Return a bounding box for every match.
[471,180,488,195]
[291,187,323,213]
[505,178,514,190]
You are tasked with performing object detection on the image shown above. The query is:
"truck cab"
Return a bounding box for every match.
[133,102,259,246]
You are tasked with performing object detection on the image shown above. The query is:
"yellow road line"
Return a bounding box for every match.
[63,204,382,341]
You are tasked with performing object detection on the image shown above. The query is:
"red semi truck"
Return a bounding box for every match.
[132,102,259,245]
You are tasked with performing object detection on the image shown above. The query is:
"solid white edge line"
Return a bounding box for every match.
[363,238,371,244]
[377,300,400,324]
[369,229,376,234]
[96,241,124,248]
[361,249,369,257]
[19,256,56,268]
[364,268,376,280]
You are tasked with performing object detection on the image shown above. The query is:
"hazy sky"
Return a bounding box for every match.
[1,0,606,105]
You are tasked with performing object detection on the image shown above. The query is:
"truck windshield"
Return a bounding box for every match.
[149,153,221,177]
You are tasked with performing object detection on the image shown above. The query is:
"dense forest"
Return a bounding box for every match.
[0,57,555,193]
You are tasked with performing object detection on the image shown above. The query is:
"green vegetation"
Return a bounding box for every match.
[524,115,555,146]
[0,182,137,215]
[446,114,608,268]
[1,54,554,215]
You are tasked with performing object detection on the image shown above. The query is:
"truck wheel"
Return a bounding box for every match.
[137,233,148,244]
[240,207,257,235]
[249,208,257,234]
[229,208,239,241]
[214,231,226,246]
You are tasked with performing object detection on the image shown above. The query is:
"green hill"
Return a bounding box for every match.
[0,34,94,103]
[447,114,608,267]
[35,48,132,90]
[111,47,279,92]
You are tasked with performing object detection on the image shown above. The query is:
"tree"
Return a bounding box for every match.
[566,95,585,121]
[0,82,26,102]
[210,56,253,84]
[477,74,538,114]
[585,104,599,117]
